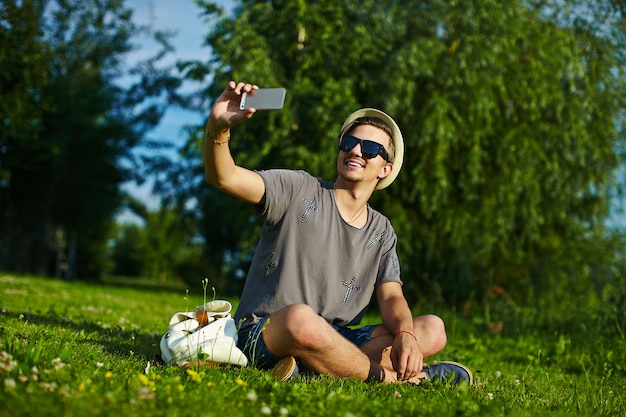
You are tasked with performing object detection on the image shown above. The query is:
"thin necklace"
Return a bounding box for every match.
[346,204,366,224]
[333,189,366,224]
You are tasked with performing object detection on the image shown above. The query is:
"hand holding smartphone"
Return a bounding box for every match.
[240,88,286,111]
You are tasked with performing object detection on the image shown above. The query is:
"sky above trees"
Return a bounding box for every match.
[119,0,228,217]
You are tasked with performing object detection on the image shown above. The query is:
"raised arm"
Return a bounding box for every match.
[204,81,266,204]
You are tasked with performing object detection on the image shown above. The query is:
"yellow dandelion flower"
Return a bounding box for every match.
[138,374,150,386]
[104,371,113,379]
[235,378,247,387]
[186,368,202,383]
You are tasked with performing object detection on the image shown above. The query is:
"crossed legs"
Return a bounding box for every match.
[259,303,447,384]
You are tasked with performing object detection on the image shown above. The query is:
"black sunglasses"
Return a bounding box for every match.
[338,135,391,162]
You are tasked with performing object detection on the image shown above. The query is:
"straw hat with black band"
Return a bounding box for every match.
[340,108,404,190]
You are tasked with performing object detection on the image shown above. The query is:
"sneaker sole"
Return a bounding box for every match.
[271,356,298,382]
[428,361,473,385]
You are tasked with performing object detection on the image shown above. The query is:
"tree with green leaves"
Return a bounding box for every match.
[180,0,625,315]
[0,0,52,275]
[113,194,205,287]
[0,0,182,279]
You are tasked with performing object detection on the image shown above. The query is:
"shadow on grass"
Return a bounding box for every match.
[0,308,164,364]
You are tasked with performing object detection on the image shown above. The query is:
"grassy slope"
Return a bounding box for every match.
[0,274,623,417]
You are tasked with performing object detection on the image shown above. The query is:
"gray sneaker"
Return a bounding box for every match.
[271,356,299,381]
[423,361,473,385]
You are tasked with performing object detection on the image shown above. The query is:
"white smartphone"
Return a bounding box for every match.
[240,88,286,110]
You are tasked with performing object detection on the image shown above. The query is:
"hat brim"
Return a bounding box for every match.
[341,108,404,190]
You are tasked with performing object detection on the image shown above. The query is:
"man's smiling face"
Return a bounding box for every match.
[337,124,393,188]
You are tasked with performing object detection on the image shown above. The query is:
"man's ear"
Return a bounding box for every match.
[377,163,393,180]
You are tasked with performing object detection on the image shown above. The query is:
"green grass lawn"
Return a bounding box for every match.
[0,274,623,416]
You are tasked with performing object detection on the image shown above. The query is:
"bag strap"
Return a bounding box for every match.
[167,300,234,329]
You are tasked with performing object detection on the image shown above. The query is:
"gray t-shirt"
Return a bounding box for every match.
[234,169,402,329]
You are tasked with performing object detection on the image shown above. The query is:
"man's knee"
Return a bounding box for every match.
[274,304,333,349]
[414,314,447,353]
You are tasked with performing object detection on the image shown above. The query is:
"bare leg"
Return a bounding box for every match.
[260,304,400,383]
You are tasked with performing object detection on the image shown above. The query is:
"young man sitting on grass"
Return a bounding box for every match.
[203,80,472,385]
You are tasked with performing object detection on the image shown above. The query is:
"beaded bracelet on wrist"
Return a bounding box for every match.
[205,128,230,145]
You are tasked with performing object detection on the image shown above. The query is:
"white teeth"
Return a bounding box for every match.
[347,162,363,168]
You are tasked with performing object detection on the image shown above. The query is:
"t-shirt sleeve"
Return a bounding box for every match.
[254,169,311,225]
[376,228,402,286]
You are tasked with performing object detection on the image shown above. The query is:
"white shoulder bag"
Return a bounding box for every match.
[160,300,248,367]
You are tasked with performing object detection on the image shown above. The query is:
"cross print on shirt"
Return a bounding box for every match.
[263,251,278,281]
[300,196,319,223]
[366,231,387,250]
[341,277,361,304]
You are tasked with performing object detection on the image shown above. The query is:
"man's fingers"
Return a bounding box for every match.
[393,351,410,380]
[233,82,257,95]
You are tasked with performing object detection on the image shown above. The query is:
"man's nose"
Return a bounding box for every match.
[348,142,363,157]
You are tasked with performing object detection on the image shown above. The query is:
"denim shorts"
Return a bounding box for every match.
[236,316,378,369]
